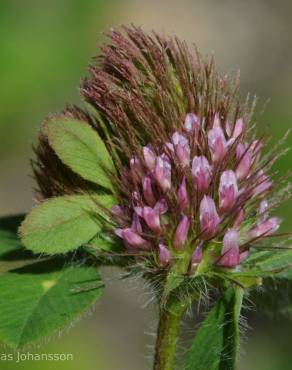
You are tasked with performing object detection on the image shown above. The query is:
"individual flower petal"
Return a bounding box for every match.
[159,243,171,266]
[217,229,240,267]
[143,146,156,171]
[142,176,156,206]
[200,196,220,239]
[184,113,200,132]
[177,176,189,211]
[192,156,212,192]
[154,154,172,191]
[172,132,190,167]
[249,217,280,238]
[208,126,227,162]
[236,143,252,180]
[173,215,190,250]
[219,170,238,212]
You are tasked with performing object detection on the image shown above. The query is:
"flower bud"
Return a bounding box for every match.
[191,244,203,264]
[154,198,168,214]
[249,217,280,238]
[143,206,161,233]
[200,196,220,239]
[217,229,240,267]
[208,126,227,163]
[116,228,150,249]
[172,132,190,167]
[184,113,200,132]
[155,154,172,191]
[233,118,244,139]
[219,170,238,212]
[131,212,142,233]
[192,156,212,192]
[173,215,190,250]
[143,146,156,171]
[236,143,252,180]
[159,243,171,266]
[142,176,156,206]
[177,176,189,211]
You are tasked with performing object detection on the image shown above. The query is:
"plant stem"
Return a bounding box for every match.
[153,299,188,370]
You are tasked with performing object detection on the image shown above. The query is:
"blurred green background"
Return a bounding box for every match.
[0,0,291,369]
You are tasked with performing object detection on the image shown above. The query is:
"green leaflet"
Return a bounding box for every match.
[20,194,115,254]
[185,287,244,370]
[0,259,103,348]
[47,117,115,191]
[0,214,104,348]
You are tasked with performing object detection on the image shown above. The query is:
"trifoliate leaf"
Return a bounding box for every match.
[20,194,115,254]
[47,117,115,191]
[185,287,243,370]
[0,259,103,348]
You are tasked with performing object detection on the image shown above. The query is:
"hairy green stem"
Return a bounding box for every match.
[153,299,188,370]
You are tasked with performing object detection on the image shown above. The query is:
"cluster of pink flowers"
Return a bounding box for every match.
[113,113,280,271]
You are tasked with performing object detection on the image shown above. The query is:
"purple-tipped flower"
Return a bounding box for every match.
[249,217,280,238]
[143,207,161,233]
[184,113,200,132]
[142,176,156,206]
[172,132,190,167]
[200,196,220,239]
[217,229,240,267]
[236,143,253,180]
[191,244,203,265]
[159,243,171,266]
[116,228,150,249]
[178,176,189,211]
[174,215,190,250]
[208,126,227,163]
[219,170,238,213]
[233,118,244,139]
[155,154,171,191]
[192,156,212,192]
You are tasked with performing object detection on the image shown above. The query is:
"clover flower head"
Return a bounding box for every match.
[30,25,289,279]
